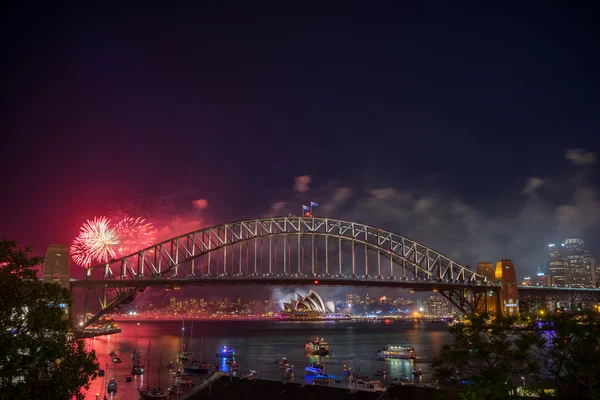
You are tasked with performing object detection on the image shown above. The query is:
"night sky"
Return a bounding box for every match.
[2,3,599,286]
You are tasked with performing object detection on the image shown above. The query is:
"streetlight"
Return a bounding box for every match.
[95,393,100,400]
[521,376,526,387]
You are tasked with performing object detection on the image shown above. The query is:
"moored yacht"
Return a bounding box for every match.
[305,363,324,374]
[216,345,235,358]
[305,338,330,355]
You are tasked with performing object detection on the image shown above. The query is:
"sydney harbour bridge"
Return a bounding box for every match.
[42,216,600,329]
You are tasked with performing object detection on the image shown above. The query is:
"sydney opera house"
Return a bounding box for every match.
[276,290,349,321]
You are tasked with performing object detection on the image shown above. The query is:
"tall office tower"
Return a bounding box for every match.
[547,244,566,286]
[563,239,593,288]
[425,295,449,317]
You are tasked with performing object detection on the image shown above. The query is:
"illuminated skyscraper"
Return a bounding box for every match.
[547,239,593,288]
[547,244,566,286]
[563,239,593,288]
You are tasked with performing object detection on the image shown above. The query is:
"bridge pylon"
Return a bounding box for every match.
[43,245,72,325]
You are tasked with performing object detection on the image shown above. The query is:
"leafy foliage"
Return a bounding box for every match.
[0,239,98,400]
[432,313,541,400]
[534,311,600,399]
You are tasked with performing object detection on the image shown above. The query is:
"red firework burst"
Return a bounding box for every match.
[70,217,119,268]
[113,217,157,256]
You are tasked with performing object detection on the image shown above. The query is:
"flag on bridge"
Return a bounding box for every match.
[310,201,318,207]
[302,205,311,217]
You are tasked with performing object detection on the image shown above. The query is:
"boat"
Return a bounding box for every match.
[305,364,324,374]
[216,345,235,358]
[377,344,416,359]
[312,374,334,385]
[176,374,193,385]
[305,338,330,355]
[168,385,183,396]
[109,351,117,357]
[138,342,168,400]
[278,356,289,369]
[342,362,360,375]
[350,378,387,392]
[98,369,105,377]
[184,362,210,373]
[131,365,144,375]
[242,370,258,380]
[107,378,117,393]
[282,367,294,379]
[139,387,168,399]
[112,356,123,363]
[125,375,132,383]
[177,320,193,362]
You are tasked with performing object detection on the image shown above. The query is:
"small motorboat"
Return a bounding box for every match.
[168,385,183,396]
[107,378,117,393]
[176,374,193,385]
[282,367,294,379]
[125,375,132,383]
[112,357,123,364]
[216,346,235,358]
[131,365,144,375]
[167,362,175,369]
[242,370,258,380]
[305,364,324,374]
[278,357,289,369]
[98,369,105,377]
[109,351,117,357]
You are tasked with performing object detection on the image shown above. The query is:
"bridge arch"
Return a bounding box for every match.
[86,216,482,282]
[76,216,485,327]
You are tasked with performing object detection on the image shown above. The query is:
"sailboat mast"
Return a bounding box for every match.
[147,341,151,389]
[158,353,162,390]
[180,320,185,355]
[189,322,194,356]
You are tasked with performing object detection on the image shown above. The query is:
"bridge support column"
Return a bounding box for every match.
[495,259,519,317]
[43,245,72,325]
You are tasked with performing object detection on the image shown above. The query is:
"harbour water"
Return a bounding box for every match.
[82,320,452,399]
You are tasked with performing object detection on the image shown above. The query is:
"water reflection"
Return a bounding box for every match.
[82,320,451,399]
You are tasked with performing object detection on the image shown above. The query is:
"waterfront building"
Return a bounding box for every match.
[425,296,449,317]
[279,290,348,320]
[535,271,551,287]
[521,277,531,286]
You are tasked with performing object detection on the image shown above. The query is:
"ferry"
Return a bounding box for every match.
[305,338,331,355]
[305,364,324,374]
[216,345,235,358]
[377,344,416,359]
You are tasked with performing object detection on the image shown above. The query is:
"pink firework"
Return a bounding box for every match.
[70,217,120,268]
[113,217,157,256]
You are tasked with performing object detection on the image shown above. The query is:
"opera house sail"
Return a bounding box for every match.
[275,290,350,321]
